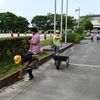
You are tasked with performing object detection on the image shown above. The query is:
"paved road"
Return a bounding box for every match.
[0,38,100,100]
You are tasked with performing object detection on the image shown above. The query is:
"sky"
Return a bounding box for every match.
[0,0,100,26]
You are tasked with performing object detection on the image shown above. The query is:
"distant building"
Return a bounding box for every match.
[80,15,100,32]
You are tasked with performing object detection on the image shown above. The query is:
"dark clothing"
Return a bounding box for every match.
[21,52,35,65]
[21,52,35,80]
[25,66,33,79]
[97,37,100,41]
[91,37,94,42]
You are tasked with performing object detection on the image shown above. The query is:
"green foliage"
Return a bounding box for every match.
[0,36,31,77]
[31,13,77,31]
[0,37,53,79]
[62,32,85,43]
[74,26,84,34]
[67,16,77,29]
[40,39,53,47]
[75,33,83,41]
[62,33,75,42]
[0,12,29,33]
[84,21,93,31]
[31,15,48,30]
[79,14,93,28]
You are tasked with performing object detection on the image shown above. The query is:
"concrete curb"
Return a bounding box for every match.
[0,53,54,89]
[0,43,73,89]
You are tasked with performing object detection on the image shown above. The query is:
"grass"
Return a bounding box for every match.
[0,51,53,79]
[0,38,53,79]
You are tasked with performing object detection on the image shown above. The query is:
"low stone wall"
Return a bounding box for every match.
[0,43,73,89]
[0,53,54,89]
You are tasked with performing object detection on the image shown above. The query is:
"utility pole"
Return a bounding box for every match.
[54,0,56,35]
[61,0,63,35]
[65,0,68,43]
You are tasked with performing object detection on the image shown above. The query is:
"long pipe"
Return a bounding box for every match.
[61,0,63,35]
[65,0,68,43]
[54,0,56,35]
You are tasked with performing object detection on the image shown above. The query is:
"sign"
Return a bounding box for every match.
[98,19,100,22]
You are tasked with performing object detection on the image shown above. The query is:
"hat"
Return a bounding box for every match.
[91,30,93,32]
[56,30,60,33]
[14,55,21,64]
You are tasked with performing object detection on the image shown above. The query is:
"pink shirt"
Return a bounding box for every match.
[29,33,40,53]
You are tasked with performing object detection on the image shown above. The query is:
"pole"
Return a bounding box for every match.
[54,0,56,35]
[78,7,80,27]
[61,0,63,35]
[65,0,68,43]
[75,7,80,27]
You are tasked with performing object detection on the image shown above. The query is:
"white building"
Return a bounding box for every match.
[91,15,100,31]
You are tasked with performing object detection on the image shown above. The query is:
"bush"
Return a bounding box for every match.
[62,33,75,42]
[74,26,84,34]
[75,33,82,41]
[0,36,31,77]
[62,32,85,43]
[0,37,53,78]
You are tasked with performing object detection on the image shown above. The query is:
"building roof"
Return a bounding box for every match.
[92,15,100,17]
[80,14,100,18]
[80,15,100,20]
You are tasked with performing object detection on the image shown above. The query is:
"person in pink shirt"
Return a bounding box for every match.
[27,27,40,69]
[28,27,40,54]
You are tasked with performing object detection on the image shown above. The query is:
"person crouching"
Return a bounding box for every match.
[14,52,40,81]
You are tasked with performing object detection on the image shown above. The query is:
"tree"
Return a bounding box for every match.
[31,15,48,30]
[0,12,17,32]
[80,14,93,27]
[0,12,29,33]
[16,16,29,32]
[31,13,77,31]
[84,21,93,31]
[67,16,77,29]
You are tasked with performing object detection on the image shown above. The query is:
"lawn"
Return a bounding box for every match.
[0,51,53,79]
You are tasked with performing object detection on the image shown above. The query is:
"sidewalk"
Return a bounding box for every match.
[41,43,73,52]
[1,39,100,100]
[0,42,73,89]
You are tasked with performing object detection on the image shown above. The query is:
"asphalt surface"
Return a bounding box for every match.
[0,37,100,100]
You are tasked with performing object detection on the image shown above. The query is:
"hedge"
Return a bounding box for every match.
[62,33,85,43]
[0,37,53,78]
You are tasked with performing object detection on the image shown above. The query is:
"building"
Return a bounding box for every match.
[91,15,100,31]
[80,15,100,32]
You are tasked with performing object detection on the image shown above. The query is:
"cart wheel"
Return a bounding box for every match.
[66,58,69,68]
[55,60,60,70]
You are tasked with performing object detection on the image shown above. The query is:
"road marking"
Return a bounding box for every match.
[90,47,96,52]
[51,61,100,68]
[70,63,100,68]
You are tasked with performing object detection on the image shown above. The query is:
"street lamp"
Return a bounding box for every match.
[75,7,80,27]
[65,0,68,43]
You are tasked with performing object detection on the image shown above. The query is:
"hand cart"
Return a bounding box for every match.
[52,54,71,70]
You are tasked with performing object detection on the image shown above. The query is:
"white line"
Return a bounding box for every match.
[70,63,100,68]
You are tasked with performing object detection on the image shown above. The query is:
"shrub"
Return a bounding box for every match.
[0,37,53,78]
[62,32,85,43]
[75,33,84,42]
[74,26,84,34]
[62,33,75,42]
